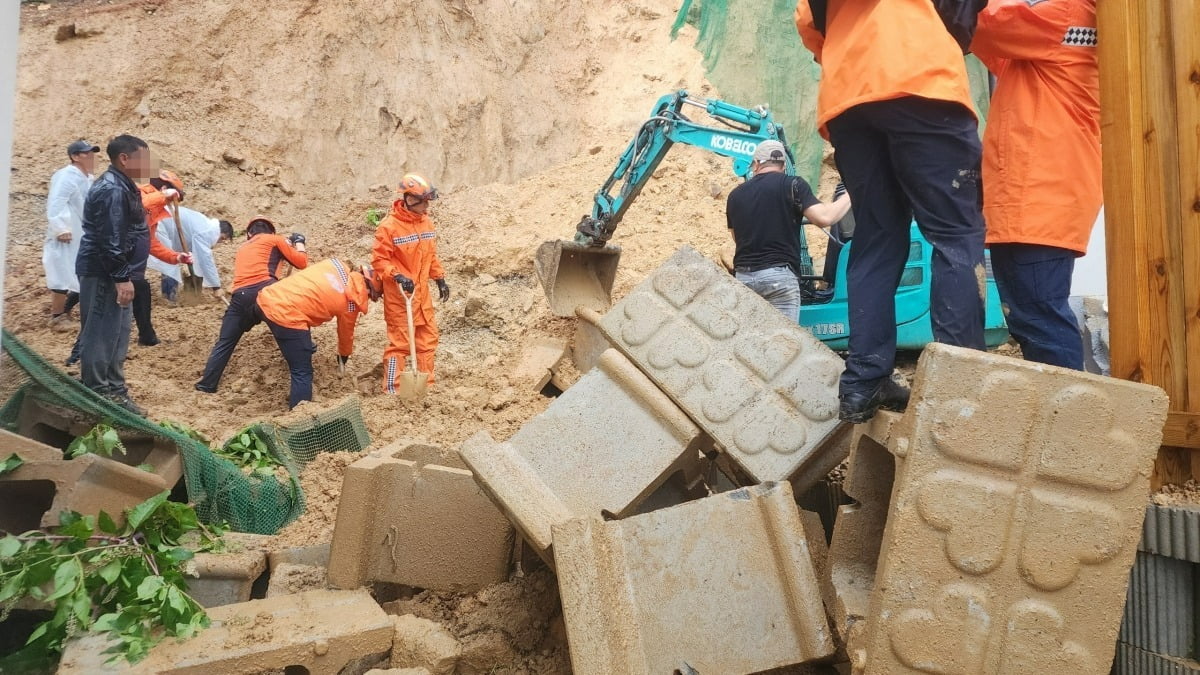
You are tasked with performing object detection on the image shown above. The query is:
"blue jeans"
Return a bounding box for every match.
[990,243,1082,370]
[78,276,132,397]
[829,97,986,394]
[736,266,801,321]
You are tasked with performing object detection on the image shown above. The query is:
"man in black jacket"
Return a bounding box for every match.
[75,135,152,415]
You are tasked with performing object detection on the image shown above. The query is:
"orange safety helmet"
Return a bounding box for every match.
[398,173,438,202]
[359,264,383,301]
[158,169,185,192]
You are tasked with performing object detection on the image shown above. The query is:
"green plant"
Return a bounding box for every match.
[159,421,210,446]
[0,454,22,476]
[365,207,386,227]
[0,492,227,669]
[65,424,125,460]
[216,427,283,476]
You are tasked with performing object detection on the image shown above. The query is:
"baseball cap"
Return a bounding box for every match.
[752,140,788,164]
[67,140,100,156]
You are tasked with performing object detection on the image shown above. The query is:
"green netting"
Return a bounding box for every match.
[243,395,371,466]
[0,329,302,534]
[671,0,993,187]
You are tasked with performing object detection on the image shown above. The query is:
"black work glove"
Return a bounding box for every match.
[393,274,414,293]
[833,182,848,200]
[436,279,450,302]
[288,233,306,245]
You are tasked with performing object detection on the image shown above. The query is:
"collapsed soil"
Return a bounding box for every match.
[5,2,841,672]
[1152,480,1200,507]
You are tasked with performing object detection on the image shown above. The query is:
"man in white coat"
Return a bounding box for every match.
[43,140,97,325]
[148,206,233,302]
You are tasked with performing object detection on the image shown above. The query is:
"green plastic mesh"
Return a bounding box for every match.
[671,0,993,187]
[242,395,371,466]
[0,330,302,534]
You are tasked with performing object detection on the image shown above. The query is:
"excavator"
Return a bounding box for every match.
[534,90,1009,350]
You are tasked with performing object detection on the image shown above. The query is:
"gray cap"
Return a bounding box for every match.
[752,139,788,164]
[67,140,100,156]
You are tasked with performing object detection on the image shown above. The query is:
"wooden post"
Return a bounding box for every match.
[1098,0,1200,487]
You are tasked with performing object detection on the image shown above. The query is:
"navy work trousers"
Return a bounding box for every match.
[828,96,987,394]
[989,243,1082,370]
[256,305,316,409]
[196,281,270,391]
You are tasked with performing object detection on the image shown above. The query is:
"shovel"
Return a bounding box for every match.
[394,285,429,398]
[168,203,205,305]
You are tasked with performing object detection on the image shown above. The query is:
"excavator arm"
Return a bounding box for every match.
[575,90,792,246]
[535,90,803,317]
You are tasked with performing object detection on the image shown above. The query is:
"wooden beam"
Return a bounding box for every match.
[1162,411,1200,450]
[1168,1,1200,412]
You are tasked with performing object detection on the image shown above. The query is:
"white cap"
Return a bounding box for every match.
[752,140,788,164]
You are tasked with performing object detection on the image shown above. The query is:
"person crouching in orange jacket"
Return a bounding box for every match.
[255,259,383,409]
[371,174,450,392]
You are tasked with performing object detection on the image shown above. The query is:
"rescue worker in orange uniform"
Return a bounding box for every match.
[971,0,1098,370]
[371,174,450,392]
[195,217,308,393]
[134,169,193,345]
[795,0,988,423]
[255,259,382,408]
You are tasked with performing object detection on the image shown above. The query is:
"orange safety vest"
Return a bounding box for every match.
[794,0,976,136]
[971,0,1099,254]
[371,200,445,326]
[257,259,370,357]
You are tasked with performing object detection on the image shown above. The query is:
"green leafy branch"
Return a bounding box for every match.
[0,493,227,669]
[215,427,284,476]
[366,207,386,227]
[66,424,125,460]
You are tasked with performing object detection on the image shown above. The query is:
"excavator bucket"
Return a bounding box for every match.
[534,240,622,317]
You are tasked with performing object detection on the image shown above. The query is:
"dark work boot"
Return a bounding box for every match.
[839,377,910,424]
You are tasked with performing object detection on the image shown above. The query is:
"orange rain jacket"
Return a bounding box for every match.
[139,184,184,264]
[794,0,976,136]
[256,259,370,358]
[371,200,445,326]
[971,0,1100,255]
[230,233,308,291]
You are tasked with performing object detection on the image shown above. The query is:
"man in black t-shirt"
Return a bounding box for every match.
[726,140,851,320]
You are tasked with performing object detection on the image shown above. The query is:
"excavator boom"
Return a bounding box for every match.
[536,90,795,317]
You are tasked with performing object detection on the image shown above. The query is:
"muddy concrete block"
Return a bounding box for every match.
[59,589,392,675]
[267,563,328,597]
[0,454,168,532]
[459,348,707,561]
[510,336,568,391]
[553,482,834,675]
[0,429,62,461]
[367,669,433,675]
[391,614,462,674]
[598,246,844,486]
[1119,551,1197,659]
[458,432,573,559]
[327,442,512,593]
[14,396,183,488]
[268,542,331,570]
[827,411,901,648]
[572,306,611,373]
[187,533,271,608]
[853,344,1168,674]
